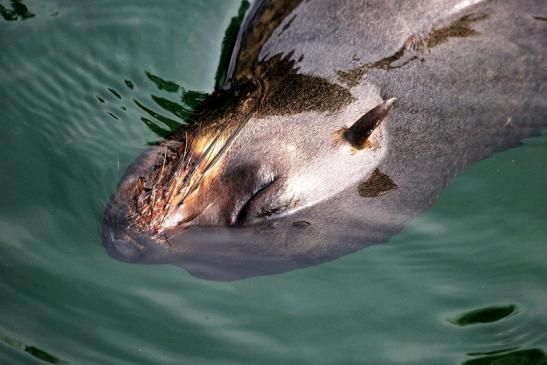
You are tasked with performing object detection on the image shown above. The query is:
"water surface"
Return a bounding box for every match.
[0,1,546,364]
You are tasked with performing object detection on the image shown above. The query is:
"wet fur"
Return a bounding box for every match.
[102,0,547,280]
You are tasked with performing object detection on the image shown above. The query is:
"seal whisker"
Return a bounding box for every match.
[153,146,168,189]
[147,78,265,230]
[166,131,224,210]
[160,133,196,212]
[148,146,169,224]
[182,132,189,161]
[171,78,265,202]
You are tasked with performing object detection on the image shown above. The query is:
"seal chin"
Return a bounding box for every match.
[101,206,143,262]
[101,199,164,263]
[102,229,143,262]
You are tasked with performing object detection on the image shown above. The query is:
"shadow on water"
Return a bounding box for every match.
[214,0,250,89]
[450,304,518,326]
[0,0,34,21]
[94,0,252,141]
[3,336,68,364]
[463,348,547,365]
[137,71,207,139]
[95,1,253,142]
[141,0,254,136]
[97,71,207,141]
[449,306,547,364]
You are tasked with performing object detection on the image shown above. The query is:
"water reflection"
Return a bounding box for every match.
[463,348,547,365]
[98,71,207,139]
[451,305,546,364]
[145,71,180,93]
[137,73,207,137]
[450,305,518,326]
[214,0,250,89]
[2,336,67,364]
[0,0,34,21]
[96,0,252,140]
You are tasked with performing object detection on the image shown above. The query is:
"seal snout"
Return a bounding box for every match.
[160,168,279,228]
[101,198,163,263]
[101,206,143,262]
[102,230,141,262]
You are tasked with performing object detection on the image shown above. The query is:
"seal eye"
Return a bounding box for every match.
[292,220,311,228]
[336,97,396,151]
[233,177,278,225]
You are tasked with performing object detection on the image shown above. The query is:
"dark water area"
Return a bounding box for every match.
[0,1,546,364]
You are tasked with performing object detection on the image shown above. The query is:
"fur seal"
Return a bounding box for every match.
[102,0,547,280]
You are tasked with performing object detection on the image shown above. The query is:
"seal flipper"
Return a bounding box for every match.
[337,98,396,151]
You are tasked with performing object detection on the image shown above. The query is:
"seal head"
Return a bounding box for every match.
[102,75,393,280]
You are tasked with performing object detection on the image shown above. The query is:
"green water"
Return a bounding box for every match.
[1,1,546,364]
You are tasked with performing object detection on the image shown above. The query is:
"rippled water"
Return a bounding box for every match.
[1,1,546,364]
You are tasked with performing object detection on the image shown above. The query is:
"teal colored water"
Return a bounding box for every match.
[1,1,546,364]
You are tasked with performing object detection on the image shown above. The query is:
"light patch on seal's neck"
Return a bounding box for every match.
[281,81,389,214]
[283,126,387,213]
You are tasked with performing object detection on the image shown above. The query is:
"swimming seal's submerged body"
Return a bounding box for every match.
[102,0,547,280]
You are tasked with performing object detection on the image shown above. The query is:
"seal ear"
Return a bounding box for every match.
[336,98,396,151]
